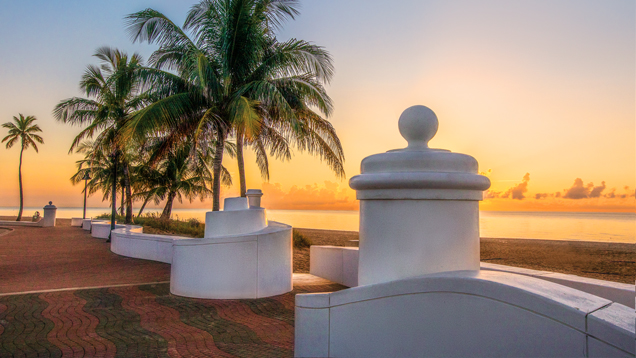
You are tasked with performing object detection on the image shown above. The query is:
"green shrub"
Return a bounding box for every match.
[293,230,312,248]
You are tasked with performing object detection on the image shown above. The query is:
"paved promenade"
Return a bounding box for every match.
[0,220,345,357]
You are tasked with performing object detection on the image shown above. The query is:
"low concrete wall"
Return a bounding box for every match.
[310,246,358,287]
[91,222,141,239]
[171,221,292,299]
[309,245,635,309]
[295,270,635,358]
[110,228,191,264]
[481,262,635,309]
[70,218,83,227]
[0,220,40,227]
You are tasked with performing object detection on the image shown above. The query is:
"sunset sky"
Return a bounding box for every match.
[0,0,634,212]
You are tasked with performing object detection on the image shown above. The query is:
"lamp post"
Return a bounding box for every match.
[82,172,91,219]
[108,151,118,243]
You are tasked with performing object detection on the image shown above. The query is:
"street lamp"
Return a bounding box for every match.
[82,172,91,219]
[108,151,119,243]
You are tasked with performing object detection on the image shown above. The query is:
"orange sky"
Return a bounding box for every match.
[0,1,634,213]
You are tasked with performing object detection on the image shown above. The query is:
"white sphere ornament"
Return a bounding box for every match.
[398,105,438,150]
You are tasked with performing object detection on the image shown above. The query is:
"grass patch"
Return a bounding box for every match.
[95,213,204,238]
[293,229,312,248]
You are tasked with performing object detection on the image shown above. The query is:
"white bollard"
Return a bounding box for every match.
[349,106,491,286]
[41,201,57,227]
[246,189,263,208]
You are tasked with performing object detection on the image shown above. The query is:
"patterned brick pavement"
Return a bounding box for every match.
[0,280,346,358]
[0,220,346,357]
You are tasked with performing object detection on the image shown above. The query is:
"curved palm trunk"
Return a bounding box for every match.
[237,132,246,197]
[16,146,24,221]
[160,191,176,220]
[122,162,133,224]
[137,195,151,218]
[212,129,227,211]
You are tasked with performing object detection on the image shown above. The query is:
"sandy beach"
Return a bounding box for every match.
[293,228,635,284]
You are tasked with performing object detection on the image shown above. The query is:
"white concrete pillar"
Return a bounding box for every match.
[41,201,57,227]
[246,189,263,208]
[349,106,491,286]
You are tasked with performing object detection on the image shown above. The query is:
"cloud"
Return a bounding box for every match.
[535,193,549,199]
[589,181,606,198]
[502,173,530,200]
[563,178,593,199]
[260,181,357,210]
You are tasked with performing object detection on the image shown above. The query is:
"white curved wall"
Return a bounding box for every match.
[110,228,190,263]
[204,208,267,238]
[171,221,292,299]
[91,222,141,239]
[295,271,635,358]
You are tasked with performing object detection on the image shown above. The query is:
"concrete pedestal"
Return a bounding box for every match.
[358,200,479,285]
[41,202,57,227]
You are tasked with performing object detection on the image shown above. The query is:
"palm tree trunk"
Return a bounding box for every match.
[236,131,246,197]
[16,146,24,221]
[122,162,133,224]
[160,191,176,220]
[137,195,151,217]
[212,129,227,211]
[120,186,125,216]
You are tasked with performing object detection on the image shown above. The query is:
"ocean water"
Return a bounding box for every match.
[0,207,633,244]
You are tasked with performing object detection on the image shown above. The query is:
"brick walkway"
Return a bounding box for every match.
[0,221,346,357]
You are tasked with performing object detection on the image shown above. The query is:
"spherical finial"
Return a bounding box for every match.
[49,201,52,205]
[398,105,438,150]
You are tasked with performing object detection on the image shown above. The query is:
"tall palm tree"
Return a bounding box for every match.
[124,0,343,210]
[54,47,150,223]
[2,114,44,221]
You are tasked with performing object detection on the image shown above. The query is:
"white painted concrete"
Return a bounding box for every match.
[0,202,57,227]
[297,106,634,357]
[91,222,141,239]
[110,228,187,264]
[70,218,83,227]
[310,246,358,287]
[204,208,266,238]
[82,219,92,230]
[295,270,635,358]
[308,245,634,308]
[223,197,248,211]
[171,221,292,299]
[481,262,635,309]
[246,189,263,208]
[40,202,57,227]
[349,106,490,286]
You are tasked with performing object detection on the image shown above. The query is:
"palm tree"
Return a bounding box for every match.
[135,138,232,219]
[54,47,150,224]
[70,140,123,210]
[2,114,44,221]
[124,0,344,210]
